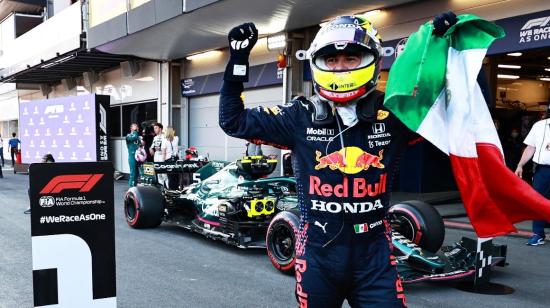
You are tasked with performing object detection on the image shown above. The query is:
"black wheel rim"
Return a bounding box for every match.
[125,196,137,222]
[390,214,416,242]
[270,223,294,262]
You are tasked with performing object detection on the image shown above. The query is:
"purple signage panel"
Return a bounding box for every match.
[19,94,106,164]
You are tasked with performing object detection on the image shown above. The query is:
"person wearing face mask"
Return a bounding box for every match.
[504,128,523,171]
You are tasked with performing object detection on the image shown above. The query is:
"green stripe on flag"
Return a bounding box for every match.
[383,14,505,132]
[447,15,505,51]
[383,23,447,131]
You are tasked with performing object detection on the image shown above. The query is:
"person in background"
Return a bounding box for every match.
[125,123,140,187]
[185,146,198,160]
[504,128,523,171]
[162,127,179,161]
[0,133,4,167]
[282,151,293,177]
[24,153,55,214]
[142,122,155,162]
[162,126,179,189]
[8,132,20,168]
[135,139,148,181]
[515,109,550,246]
[150,122,166,186]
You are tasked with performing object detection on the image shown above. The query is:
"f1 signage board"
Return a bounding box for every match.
[19,94,110,164]
[30,162,116,308]
[489,9,550,55]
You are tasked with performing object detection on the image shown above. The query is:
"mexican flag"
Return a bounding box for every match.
[354,223,369,234]
[384,14,550,238]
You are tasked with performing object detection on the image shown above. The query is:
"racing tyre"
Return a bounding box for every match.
[124,186,164,229]
[388,200,444,253]
[266,211,299,275]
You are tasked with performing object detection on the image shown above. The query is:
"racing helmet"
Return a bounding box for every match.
[185,146,198,159]
[308,15,383,104]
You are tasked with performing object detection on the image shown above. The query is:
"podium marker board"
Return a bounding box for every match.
[30,162,116,307]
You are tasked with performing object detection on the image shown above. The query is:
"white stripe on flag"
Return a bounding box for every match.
[417,89,449,154]
[445,48,502,158]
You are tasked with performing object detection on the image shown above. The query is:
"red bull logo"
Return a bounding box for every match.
[355,150,384,169]
[314,150,346,170]
[309,173,387,198]
[314,147,385,174]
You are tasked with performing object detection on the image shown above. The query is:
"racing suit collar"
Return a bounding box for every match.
[329,100,359,127]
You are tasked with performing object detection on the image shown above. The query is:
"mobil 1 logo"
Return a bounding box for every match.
[29,162,116,307]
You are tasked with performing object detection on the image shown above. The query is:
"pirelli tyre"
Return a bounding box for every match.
[266,211,300,275]
[124,186,164,228]
[388,200,445,253]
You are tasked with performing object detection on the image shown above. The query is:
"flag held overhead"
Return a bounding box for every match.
[385,14,550,238]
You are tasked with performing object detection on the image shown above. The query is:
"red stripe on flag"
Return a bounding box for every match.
[450,143,550,238]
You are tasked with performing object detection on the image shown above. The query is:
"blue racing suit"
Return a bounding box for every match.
[220,80,410,307]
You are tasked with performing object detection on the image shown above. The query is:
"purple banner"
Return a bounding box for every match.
[19,94,98,164]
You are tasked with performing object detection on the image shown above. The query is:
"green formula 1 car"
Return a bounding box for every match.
[124,156,507,283]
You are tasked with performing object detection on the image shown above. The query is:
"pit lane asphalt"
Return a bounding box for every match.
[1,170,549,308]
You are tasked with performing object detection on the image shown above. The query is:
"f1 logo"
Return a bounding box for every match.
[99,104,107,134]
[40,174,104,194]
[521,16,550,30]
[372,123,386,134]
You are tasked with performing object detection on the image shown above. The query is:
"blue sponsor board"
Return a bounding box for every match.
[489,9,550,55]
[181,62,282,97]
[380,10,550,70]
[184,10,550,86]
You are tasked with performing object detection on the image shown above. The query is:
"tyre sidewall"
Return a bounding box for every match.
[389,200,445,253]
[266,211,300,274]
[124,186,164,228]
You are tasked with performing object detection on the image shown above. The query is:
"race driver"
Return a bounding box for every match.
[219,13,456,307]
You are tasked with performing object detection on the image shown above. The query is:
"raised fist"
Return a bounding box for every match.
[433,11,458,36]
[228,22,258,58]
